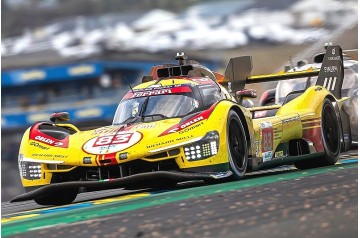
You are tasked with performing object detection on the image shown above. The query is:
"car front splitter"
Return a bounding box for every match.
[11,170,233,202]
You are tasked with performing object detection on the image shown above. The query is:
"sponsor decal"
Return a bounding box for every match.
[259,121,273,162]
[323,66,338,73]
[161,116,204,136]
[254,110,267,118]
[147,140,174,149]
[30,153,68,159]
[259,121,272,129]
[179,122,203,134]
[133,123,156,130]
[326,46,340,61]
[262,151,272,162]
[327,56,341,61]
[30,142,49,150]
[83,131,142,154]
[209,171,233,179]
[275,150,284,158]
[191,77,217,85]
[33,135,64,147]
[123,85,192,99]
[92,126,124,135]
[29,123,69,148]
[281,115,300,124]
[175,135,194,142]
[132,89,172,98]
[159,103,216,136]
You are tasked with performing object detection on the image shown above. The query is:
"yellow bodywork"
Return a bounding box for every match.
[18,76,340,188]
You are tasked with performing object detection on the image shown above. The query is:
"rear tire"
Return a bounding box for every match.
[295,98,340,169]
[319,98,340,165]
[227,110,248,179]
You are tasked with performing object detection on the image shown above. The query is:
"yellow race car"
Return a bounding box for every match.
[13,45,351,205]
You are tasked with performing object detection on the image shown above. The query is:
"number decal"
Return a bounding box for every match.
[261,127,273,152]
[83,131,142,154]
[93,133,134,147]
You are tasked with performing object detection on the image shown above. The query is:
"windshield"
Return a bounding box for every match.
[275,77,314,104]
[113,92,198,124]
[275,66,358,104]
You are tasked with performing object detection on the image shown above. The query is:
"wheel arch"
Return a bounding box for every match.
[324,94,352,152]
[229,106,250,142]
[228,105,255,163]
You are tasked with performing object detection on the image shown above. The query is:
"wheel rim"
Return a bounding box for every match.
[229,119,246,171]
[322,104,339,155]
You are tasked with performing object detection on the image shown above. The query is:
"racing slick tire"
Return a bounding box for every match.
[319,98,341,165]
[295,98,340,169]
[227,110,248,179]
[31,188,78,206]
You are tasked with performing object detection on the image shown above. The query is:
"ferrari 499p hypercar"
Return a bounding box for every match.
[13,45,351,205]
[258,49,358,143]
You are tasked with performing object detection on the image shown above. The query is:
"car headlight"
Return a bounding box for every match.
[183,131,219,161]
[18,154,43,180]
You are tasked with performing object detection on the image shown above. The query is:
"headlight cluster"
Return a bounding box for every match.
[18,154,42,180]
[183,131,219,161]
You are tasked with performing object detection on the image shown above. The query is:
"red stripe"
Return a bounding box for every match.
[302,127,324,152]
[103,152,118,165]
[302,121,321,127]
[301,117,321,123]
[159,102,217,136]
[95,155,100,166]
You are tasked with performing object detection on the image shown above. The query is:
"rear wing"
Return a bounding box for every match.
[223,45,344,99]
[315,45,344,99]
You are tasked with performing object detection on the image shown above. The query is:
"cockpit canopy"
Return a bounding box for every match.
[113,83,223,125]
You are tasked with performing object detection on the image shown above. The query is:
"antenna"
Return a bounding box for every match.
[122,73,134,93]
[129,84,134,93]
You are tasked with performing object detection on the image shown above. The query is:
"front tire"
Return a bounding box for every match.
[227,110,248,179]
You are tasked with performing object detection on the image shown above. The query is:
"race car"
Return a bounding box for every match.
[13,45,351,205]
[258,49,358,142]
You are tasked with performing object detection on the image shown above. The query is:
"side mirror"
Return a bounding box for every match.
[236,89,257,98]
[50,112,70,124]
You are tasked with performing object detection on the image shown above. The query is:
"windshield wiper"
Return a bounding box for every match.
[142,114,169,122]
[121,116,141,124]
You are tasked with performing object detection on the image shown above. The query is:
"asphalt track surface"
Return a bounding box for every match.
[2,153,357,238]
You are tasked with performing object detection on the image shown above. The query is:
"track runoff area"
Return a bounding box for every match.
[1,152,357,237]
